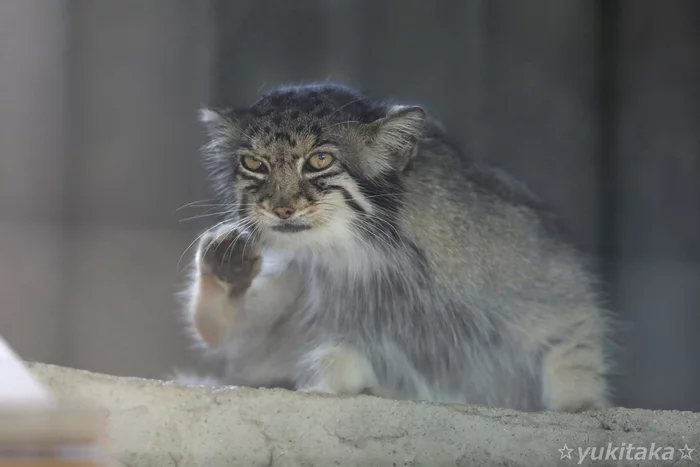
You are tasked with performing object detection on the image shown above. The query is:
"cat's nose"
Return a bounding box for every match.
[272,207,295,219]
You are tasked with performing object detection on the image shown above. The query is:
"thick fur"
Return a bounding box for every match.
[182,83,614,412]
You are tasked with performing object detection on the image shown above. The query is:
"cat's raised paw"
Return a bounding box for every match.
[197,228,262,295]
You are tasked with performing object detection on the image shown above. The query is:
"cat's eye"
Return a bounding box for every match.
[241,155,265,172]
[306,153,334,171]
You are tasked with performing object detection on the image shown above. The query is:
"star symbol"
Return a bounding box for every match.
[679,444,694,460]
[559,444,574,460]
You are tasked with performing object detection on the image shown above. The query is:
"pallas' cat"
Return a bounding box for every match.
[182,83,612,412]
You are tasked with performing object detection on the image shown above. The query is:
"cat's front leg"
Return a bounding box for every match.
[187,226,262,348]
[297,344,385,397]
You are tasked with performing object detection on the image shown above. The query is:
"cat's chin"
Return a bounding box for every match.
[261,214,356,253]
[261,226,321,250]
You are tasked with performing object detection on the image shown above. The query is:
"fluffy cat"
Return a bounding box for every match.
[181,83,613,412]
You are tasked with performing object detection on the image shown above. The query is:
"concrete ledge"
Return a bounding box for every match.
[29,363,699,466]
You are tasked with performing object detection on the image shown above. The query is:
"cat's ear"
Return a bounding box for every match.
[198,107,245,160]
[366,105,426,172]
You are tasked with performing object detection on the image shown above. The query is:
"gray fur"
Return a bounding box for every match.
[183,83,613,412]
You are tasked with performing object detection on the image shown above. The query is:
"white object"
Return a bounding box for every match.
[0,336,52,404]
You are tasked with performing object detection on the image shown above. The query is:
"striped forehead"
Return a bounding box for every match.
[247,132,323,163]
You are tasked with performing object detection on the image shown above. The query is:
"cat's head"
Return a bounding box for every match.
[199,84,425,250]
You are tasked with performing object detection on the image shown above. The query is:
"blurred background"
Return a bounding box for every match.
[0,0,698,412]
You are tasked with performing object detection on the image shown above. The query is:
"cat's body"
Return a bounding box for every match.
[183,83,612,412]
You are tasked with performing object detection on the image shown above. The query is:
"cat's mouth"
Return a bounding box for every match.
[253,204,322,235]
[270,223,312,233]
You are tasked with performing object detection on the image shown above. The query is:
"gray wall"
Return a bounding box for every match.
[0,0,212,378]
[0,0,698,412]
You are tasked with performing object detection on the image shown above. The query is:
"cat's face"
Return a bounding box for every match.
[200,84,425,250]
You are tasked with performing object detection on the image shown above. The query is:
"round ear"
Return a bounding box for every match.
[198,107,230,125]
[198,107,245,162]
[366,105,426,171]
[198,106,242,137]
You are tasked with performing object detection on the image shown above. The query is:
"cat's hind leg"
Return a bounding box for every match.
[540,308,611,412]
[297,343,382,397]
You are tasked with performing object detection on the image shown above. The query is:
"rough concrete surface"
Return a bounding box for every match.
[28,362,699,466]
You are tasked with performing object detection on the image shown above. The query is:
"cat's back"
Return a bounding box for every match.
[403,121,593,302]
[411,120,564,236]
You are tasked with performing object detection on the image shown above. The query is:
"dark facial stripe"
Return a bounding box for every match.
[237,170,265,183]
[306,167,344,180]
[351,173,406,243]
[237,193,250,220]
[247,184,262,195]
[355,172,403,215]
[325,184,366,214]
[236,175,263,194]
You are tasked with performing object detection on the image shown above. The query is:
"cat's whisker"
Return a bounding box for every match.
[352,217,399,254]
[323,119,361,131]
[194,216,257,270]
[178,204,230,210]
[174,199,219,212]
[325,97,367,120]
[178,211,232,223]
[220,218,258,265]
[176,218,231,272]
